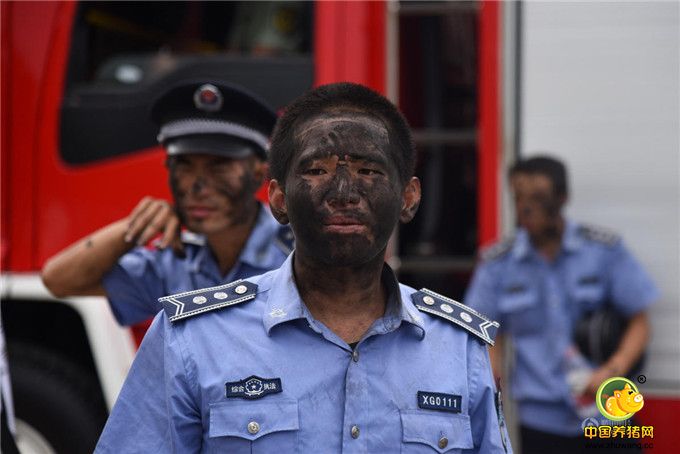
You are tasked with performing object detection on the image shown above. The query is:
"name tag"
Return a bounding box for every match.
[417,391,462,413]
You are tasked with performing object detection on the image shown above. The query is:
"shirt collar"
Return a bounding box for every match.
[511,229,532,260]
[192,204,282,277]
[262,254,310,334]
[511,218,581,261]
[237,204,285,269]
[263,254,425,337]
[562,219,583,253]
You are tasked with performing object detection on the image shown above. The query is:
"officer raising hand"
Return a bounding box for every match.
[95,83,511,453]
[42,80,292,326]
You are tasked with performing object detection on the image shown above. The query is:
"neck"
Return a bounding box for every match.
[206,204,259,276]
[293,251,388,344]
[529,217,565,262]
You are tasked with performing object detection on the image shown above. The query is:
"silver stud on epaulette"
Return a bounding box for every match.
[193,296,207,304]
[440,304,454,314]
[214,292,228,300]
[423,296,435,305]
[460,312,473,323]
[235,285,248,295]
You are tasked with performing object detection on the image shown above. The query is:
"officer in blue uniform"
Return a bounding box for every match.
[42,80,292,326]
[465,156,658,453]
[95,82,512,453]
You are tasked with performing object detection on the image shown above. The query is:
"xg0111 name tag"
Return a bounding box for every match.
[417,391,462,413]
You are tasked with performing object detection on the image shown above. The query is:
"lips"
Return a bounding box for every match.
[322,213,368,234]
[185,205,217,219]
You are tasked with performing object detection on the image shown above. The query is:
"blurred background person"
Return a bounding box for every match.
[464,155,658,454]
[41,80,293,327]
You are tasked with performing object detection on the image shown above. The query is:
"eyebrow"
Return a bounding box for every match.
[296,149,389,168]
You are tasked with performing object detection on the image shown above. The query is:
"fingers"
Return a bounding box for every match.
[159,214,180,249]
[125,198,175,246]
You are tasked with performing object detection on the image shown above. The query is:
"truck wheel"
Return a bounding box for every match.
[8,343,108,454]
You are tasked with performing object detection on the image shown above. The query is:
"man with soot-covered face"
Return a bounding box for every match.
[94,82,512,453]
[42,80,293,326]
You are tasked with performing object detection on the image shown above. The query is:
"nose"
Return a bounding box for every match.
[634,394,643,403]
[191,176,208,196]
[327,167,360,206]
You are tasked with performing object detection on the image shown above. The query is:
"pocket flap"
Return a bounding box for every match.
[209,399,299,440]
[498,288,536,313]
[401,410,474,452]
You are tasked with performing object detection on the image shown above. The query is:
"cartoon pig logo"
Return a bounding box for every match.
[597,377,645,421]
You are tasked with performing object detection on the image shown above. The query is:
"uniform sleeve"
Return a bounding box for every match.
[465,340,513,454]
[94,313,203,453]
[464,262,502,325]
[607,241,659,316]
[101,248,166,326]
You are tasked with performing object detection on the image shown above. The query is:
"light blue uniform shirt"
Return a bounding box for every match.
[96,254,511,453]
[102,205,292,326]
[464,221,658,436]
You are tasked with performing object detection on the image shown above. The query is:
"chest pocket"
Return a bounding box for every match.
[208,399,299,454]
[498,286,541,336]
[571,275,606,313]
[400,410,473,453]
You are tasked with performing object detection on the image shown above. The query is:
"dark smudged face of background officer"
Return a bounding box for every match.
[269,110,420,267]
[510,171,565,239]
[167,153,266,236]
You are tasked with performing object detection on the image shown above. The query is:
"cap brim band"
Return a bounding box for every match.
[165,136,260,159]
[158,118,269,155]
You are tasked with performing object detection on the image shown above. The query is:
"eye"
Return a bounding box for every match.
[170,157,191,170]
[358,168,383,176]
[304,168,327,176]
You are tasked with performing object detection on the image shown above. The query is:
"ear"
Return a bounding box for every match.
[614,391,622,398]
[252,158,268,186]
[399,177,421,223]
[557,194,568,210]
[268,179,289,225]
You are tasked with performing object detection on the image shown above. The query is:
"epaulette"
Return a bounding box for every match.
[480,237,514,262]
[411,288,500,346]
[159,279,258,322]
[181,230,206,246]
[578,224,620,246]
[274,225,295,255]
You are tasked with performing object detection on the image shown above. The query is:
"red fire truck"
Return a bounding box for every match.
[2,1,678,453]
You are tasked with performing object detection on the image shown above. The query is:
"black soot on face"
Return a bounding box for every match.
[168,156,260,228]
[285,113,404,266]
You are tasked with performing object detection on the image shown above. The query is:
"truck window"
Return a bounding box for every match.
[60,1,313,165]
[396,2,479,299]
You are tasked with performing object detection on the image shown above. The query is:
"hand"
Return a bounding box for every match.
[124,197,183,254]
[583,365,619,398]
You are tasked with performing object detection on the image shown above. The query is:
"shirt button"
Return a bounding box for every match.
[352,350,360,362]
[438,436,448,449]
[350,425,360,439]
[247,421,260,435]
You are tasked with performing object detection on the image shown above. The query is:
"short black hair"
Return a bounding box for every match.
[269,82,416,185]
[509,155,569,197]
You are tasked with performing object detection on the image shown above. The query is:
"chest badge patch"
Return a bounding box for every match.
[418,391,462,413]
[226,375,282,400]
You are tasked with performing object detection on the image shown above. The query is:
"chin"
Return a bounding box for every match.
[318,238,384,267]
[186,219,227,236]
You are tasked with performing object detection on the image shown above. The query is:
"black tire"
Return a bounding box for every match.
[7,343,108,454]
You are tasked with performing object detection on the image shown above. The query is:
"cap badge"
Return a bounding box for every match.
[193,84,223,112]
